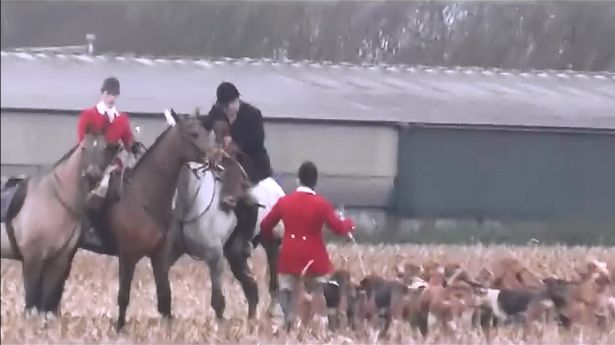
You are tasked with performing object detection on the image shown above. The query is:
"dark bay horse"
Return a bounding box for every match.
[1,129,118,314]
[168,150,260,320]
[82,110,216,331]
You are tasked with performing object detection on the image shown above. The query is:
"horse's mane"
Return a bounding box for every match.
[52,144,79,168]
[131,126,173,172]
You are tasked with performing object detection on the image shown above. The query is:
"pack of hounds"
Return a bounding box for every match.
[289,256,615,340]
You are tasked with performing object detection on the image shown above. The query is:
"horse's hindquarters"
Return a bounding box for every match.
[1,222,18,259]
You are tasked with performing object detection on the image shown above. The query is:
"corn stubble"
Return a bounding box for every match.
[2,244,614,344]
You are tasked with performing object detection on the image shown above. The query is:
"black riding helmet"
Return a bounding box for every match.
[216,82,240,105]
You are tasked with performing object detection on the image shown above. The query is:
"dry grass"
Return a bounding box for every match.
[2,243,615,344]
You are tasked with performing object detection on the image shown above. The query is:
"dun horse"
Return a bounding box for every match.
[80,110,216,331]
[1,129,118,314]
[168,151,260,320]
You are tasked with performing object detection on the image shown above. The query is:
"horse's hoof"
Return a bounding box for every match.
[115,320,125,333]
[268,302,284,319]
[24,307,38,318]
[43,311,57,321]
[159,316,173,328]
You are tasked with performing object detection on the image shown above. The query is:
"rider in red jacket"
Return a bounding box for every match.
[77,77,136,205]
[260,161,355,330]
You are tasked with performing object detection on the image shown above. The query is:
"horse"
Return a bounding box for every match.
[167,150,260,320]
[204,115,286,316]
[79,109,217,331]
[0,128,118,314]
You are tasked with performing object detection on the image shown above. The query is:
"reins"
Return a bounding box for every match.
[177,163,219,261]
[180,165,218,225]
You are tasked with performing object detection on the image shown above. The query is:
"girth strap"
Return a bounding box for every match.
[5,221,23,260]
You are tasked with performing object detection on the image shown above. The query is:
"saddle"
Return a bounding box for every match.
[1,177,28,223]
[1,177,28,260]
[81,142,146,256]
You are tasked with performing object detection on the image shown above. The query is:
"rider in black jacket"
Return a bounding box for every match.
[203,82,273,185]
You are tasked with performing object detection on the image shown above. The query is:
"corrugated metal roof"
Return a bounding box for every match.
[2,51,615,129]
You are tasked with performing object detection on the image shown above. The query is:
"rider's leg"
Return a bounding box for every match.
[278,274,298,331]
[90,163,116,198]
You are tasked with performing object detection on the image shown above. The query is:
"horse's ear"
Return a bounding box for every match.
[164,109,177,127]
[171,109,181,123]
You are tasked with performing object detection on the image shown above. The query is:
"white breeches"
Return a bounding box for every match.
[250,177,286,237]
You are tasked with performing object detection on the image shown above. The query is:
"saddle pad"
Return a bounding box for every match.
[1,185,20,223]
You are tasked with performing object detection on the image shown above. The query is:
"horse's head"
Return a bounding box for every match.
[79,126,121,187]
[214,152,253,211]
[166,109,216,164]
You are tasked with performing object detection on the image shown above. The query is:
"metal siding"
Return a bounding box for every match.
[3,51,615,129]
[395,127,615,220]
[266,122,398,177]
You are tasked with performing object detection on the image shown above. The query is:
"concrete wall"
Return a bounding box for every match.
[0,110,398,207]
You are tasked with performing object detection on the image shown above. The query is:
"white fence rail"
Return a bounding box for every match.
[5,34,96,56]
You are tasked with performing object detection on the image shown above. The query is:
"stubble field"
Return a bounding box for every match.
[1,243,614,344]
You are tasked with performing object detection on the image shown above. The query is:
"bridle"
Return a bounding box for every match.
[179,149,249,224]
[176,151,252,260]
[51,138,110,219]
[177,119,213,163]
[180,163,219,225]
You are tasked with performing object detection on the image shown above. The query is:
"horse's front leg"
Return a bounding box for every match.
[116,254,138,331]
[224,236,259,319]
[150,251,173,320]
[205,250,226,320]
[40,244,78,314]
[166,221,185,268]
[262,237,280,315]
[21,255,44,313]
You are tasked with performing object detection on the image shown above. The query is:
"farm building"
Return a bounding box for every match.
[2,50,615,227]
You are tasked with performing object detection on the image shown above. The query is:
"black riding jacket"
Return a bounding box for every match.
[202,102,273,184]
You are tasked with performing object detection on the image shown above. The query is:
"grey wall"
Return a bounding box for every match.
[0,110,397,207]
[5,110,615,220]
[395,126,615,220]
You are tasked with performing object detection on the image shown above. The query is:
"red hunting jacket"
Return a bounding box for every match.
[77,103,133,148]
[260,186,355,276]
